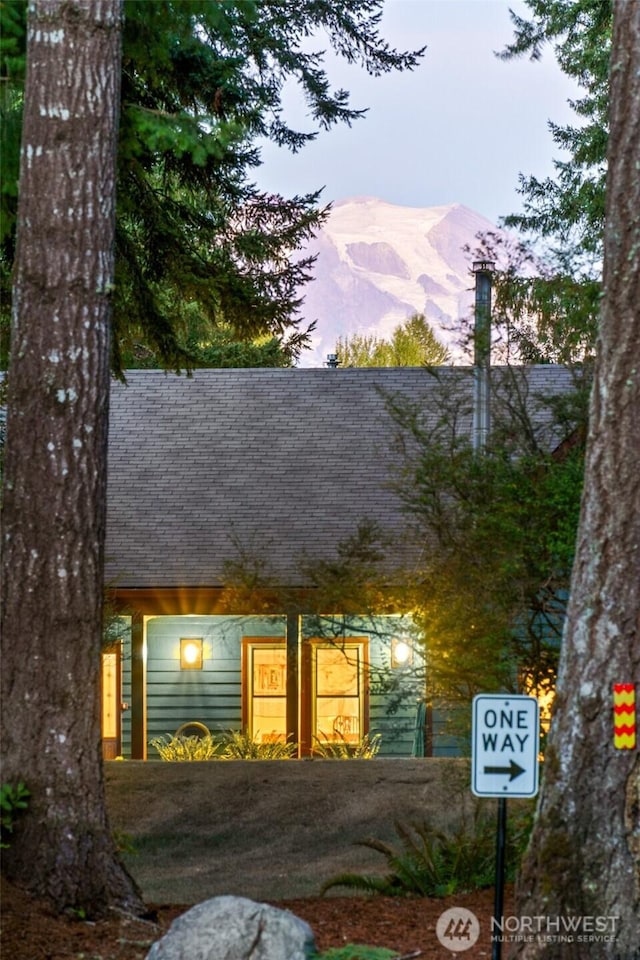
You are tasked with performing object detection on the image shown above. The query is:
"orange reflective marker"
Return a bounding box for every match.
[613,684,636,750]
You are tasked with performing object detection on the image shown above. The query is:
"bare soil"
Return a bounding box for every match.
[2,760,520,958]
[105,759,488,902]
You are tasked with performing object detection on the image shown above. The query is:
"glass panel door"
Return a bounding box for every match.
[313,644,364,744]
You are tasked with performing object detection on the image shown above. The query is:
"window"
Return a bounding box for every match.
[243,641,287,743]
[101,644,122,760]
[312,642,367,744]
[243,636,369,753]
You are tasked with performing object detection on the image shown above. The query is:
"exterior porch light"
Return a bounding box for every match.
[391,637,413,669]
[180,637,203,670]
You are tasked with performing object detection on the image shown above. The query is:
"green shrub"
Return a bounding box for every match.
[113,829,137,855]
[314,947,396,960]
[150,729,298,760]
[312,733,382,760]
[1,781,30,848]
[218,729,298,760]
[320,806,534,898]
[150,733,226,761]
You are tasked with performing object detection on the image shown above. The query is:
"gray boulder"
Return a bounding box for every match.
[145,895,317,960]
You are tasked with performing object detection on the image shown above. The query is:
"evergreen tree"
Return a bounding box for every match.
[0,0,144,916]
[514,2,640,952]
[0,0,424,371]
[0,0,423,918]
[385,367,587,715]
[500,0,611,269]
[488,0,611,365]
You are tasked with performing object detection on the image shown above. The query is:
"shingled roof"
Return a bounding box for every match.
[105,365,574,589]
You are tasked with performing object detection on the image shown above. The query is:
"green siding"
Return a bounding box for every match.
[302,614,426,758]
[113,612,461,759]
[145,615,285,758]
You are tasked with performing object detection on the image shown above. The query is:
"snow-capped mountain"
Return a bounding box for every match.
[296,197,497,366]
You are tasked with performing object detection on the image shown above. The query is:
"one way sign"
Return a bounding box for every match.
[472,694,540,798]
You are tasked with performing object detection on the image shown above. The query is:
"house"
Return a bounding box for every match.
[103,365,575,760]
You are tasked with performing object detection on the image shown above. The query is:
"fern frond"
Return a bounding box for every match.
[319,873,396,897]
[355,837,396,857]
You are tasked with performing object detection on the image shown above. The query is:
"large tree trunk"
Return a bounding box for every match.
[513,3,640,958]
[0,0,144,916]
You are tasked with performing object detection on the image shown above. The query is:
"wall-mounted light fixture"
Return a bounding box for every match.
[180,638,203,670]
[391,637,413,669]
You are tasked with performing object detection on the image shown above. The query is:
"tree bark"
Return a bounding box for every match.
[0,0,144,916]
[513,3,640,957]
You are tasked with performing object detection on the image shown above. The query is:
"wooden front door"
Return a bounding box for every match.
[242,639,288,743]
[101,645,122,759]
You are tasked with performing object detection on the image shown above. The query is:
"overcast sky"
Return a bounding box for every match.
[256,0,579,226]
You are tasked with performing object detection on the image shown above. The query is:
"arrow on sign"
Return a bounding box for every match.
[483,760,525,781]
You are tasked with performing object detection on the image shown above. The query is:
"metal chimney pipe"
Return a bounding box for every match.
[472,260,495,451]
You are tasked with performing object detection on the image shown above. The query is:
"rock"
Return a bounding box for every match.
[145,895,317,960]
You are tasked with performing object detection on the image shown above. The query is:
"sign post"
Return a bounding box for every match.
[472,694,540,960]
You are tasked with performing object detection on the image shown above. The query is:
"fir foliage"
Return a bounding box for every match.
[500,0,611,266]
[0,0,424,371]
[469,232,600,365]
[488,0,611,365]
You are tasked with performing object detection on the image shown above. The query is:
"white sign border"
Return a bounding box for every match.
[471,693,540,799]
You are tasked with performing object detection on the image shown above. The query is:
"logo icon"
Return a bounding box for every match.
[436,907,480,952]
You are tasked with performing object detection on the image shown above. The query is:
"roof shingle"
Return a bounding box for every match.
[105,366,575,588]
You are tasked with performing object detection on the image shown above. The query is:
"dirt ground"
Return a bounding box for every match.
[105,759,493,902]
[1,875,513,959]
[2,759,520,958]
